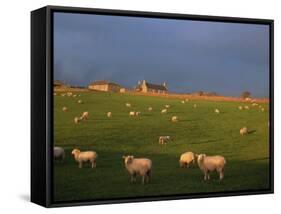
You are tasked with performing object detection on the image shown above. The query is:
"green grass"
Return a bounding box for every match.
[53,92,270,202]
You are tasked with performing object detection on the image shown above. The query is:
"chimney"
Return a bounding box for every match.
[163,82,167,87]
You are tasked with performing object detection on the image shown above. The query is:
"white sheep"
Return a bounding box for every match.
[185,98,189,102]
[244,105,249,110]
[261,108,265,112]
[129,111,135,116]
[54,147,65,161]
[62,106,68,112]
[61,93,66,97]
[161,109,167,114]
[74,117,81,124]
[122,155,152,184]
[158,136,171,145]
[214,109,220,114]
[252,103,258,106]
[148,107,153,111]
[197,154,226,181]
[71,149,98,168]
[136,111,141,116]
[179,152,195,168]
[53,92,57,96]
[126,103,131,107]
[67,92,73,97]
[165,104,170,108]
[171,116,178,122]
[240,127,248,135]
[107,112,112,117]
[181,100,185,104]
[238,106,243,110]
[73,94,77,98]
[193,104,197,108]
[81,111,89,120]
[78,100,83,104]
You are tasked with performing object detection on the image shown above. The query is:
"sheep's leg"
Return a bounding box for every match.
[219,169,224,180]
[79,161,82,168]
[204,172,207,181]
[142,176,146,184]
[92,160,96,168]
[207,174,210,180]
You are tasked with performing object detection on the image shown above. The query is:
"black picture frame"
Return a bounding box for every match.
[31,5,274,208]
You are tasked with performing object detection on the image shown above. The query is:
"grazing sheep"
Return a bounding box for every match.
[240,127,248,135]
[252,103,258,106]
[54,147,65,161]
[67,92,73,97]
[171,116,178,122]
[73,94,77,98]
[81,111,89,120]
[214,109,220,114]
[158,136,171,145]
[238,106,243,110]
[78,100,83,104]
[179,152,195,168]
[185,98,189,102]
[126,103,131,107]
[148,107,153,111]
[161,109,167,114]
[261,108,265,112]
[197,154,226,181]
[244,105,249,110]
[122,155,152,184]
[107,112,112,117]
[193,104,197,108]
[71,149,98,168]
[74,117,81,124]
[62,106,68,112]
[165,104,170,108]
[245,97,251,101]
[181,100,185,104]
[136,111,141,116]
[129,111,135,116]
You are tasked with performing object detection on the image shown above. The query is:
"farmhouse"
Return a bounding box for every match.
[136,80,168,94]
[88,80,122,92]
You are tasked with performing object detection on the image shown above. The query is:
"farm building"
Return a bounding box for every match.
[136,80,168,94]
[88,80,122,92]
[54,80,67,89]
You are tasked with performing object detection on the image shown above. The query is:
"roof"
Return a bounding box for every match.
[145,82,167,91]
[89,80,121,87]
[53,80,64,86]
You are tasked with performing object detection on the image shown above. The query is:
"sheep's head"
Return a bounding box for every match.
[122,155,134,164]
[197,154,206,163]
[71,149,80,156]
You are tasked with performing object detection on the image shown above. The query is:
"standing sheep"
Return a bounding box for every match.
[129,111,135,116]
[181,100,185,104]
[159,136,171,145]
[81,111,89,120]
[171,116,178,122]
[179,152,195,168]
[107,112,112,117]
[161,109,167,114]
[197,154,226,181]
[126,103,131,107]
[240,127,248,135]
[214,109,220,114]
[136,111,141,116]
[74,117,81,124]
[148,107,153,111]
[244,105,249,110]
[78,100,83,104]
[238,106,243,110]
[71,149,98,168]
[62,106,68,112]
[122,155,152,184]
[54,147,65,162]
[193,104,197,108]
[165,104,170,108]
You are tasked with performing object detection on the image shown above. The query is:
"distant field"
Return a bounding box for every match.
[53,91,270,202]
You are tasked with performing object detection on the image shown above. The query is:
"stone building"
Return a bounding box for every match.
[88,80,122,92]
[136,80,168,94]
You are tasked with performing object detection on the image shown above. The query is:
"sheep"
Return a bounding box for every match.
[54,147,65,162]
[244,105,249,110]
[81,111,89,120]
[185,98,189,102]
[129,111,135,116]
[74,117,81,124]
[126,103,131,107]
[71,149,98,168]
[53,92,57,96]
[181,100,185,104]
[214,109,220,114]
[158,136,171,145]
[197,154,226,181]
[193,104,197,108]
[161,109,167,114]
[165,104,170,108]
[62,106,68,112]
[73,94,77,98]
[148,107,153,111]
[179,152,195,168]
[122,155,152,184]
[61,93,66,97]
[67,92,73,97]
[238,106,243,110]
[107,112,112,117]
[261,108,265,112]
[171,116,178,122]
[78,100,83,104]
[240,127,248,135]
[136,111,141,116]
[252,103,258,106]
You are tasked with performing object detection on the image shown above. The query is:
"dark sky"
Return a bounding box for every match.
[54,12,269,97]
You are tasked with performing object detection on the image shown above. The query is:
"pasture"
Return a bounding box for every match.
[53,91,270,202]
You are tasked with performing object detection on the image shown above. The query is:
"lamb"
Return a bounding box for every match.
[129,111,135,116]
[78,100,83,104]
[71,149,98,168]
[179,152,195,168]
[74,117,81,124]
[62,106,68,112]
[148,107,153,111]
[240,127,248,135]
[81,111,89,120]
[159,136,171,145]
[107,112,112,117]
[54,146,65,162]
[197,154,226,181]
[161,109,167,114]
[214,109,220,114]
[122,155,152,184]
[126,103,131,107]
[171,116,178,122]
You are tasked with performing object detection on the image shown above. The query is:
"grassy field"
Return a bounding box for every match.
[53,91,270,202]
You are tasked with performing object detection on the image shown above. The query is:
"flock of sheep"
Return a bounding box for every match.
[54,92,266,184]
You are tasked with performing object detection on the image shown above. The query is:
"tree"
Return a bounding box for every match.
[241,91,251,99]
